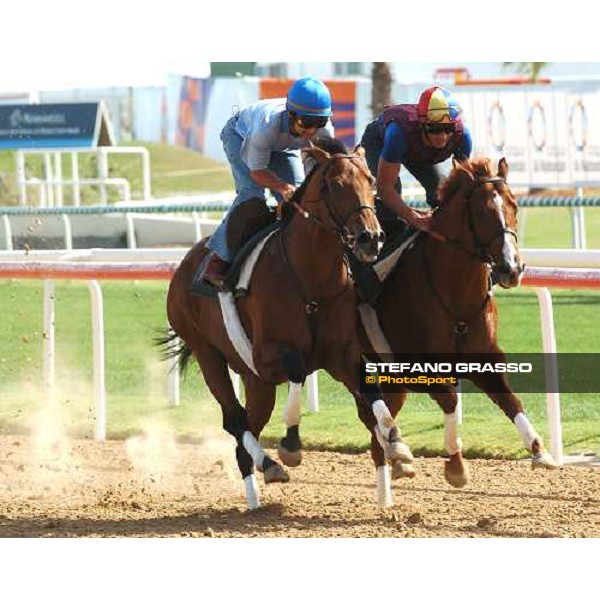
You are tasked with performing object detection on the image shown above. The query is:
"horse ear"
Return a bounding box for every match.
[303,141,331,165]
[353,144,366,159]
[498,157,509,180]
[452,157,474,182]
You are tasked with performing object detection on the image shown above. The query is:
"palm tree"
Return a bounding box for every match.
[502,62,550,82]
[371,62,393,118]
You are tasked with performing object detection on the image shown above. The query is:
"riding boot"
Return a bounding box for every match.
[203,252,231,288]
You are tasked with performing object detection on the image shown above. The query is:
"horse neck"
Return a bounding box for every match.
[284,188,347,292]
[426,200,489,304]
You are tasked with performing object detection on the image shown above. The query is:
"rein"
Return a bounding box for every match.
[288,153,377,246]
[436,175,518,267]
[420,246,492,354]
[421,174,513,353]
[279,153,371,323]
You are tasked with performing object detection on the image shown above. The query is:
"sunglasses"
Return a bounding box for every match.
[425,123,455,135]
[296,116,329,130]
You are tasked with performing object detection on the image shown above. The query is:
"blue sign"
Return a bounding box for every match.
[0,102,115,149]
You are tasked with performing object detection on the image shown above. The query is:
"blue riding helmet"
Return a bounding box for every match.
[286,77,332,117]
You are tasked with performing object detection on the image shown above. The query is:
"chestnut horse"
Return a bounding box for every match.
[165,139,410,510]
[360,157,558,507]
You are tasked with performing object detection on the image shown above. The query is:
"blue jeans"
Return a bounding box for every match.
[206,116,305,262]
[360,119,450,214]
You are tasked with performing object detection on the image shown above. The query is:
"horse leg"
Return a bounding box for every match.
[354,391,411,508]
[364,391,413,466]
[428,387,470,488]
[385,391,416,481]
[354,396,392,508]
[277,347,307,468]
[469,372,558,469]
[243,374,290,485]
[329,358,412,500]
[193,343,285,510]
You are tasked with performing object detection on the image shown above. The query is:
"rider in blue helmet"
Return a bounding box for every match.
[203,77,334,288]
[286,77,333,118]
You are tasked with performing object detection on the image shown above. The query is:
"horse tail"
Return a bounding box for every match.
[155,328,193,376]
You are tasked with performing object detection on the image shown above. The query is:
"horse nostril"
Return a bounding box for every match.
[357,231,372,246]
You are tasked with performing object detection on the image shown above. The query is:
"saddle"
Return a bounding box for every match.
[190,197,280,298]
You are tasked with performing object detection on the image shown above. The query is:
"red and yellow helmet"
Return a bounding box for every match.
[417,86,462,124]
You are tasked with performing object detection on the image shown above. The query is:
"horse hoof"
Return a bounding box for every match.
[444,460,470,488]
[277,443,302,468]
[391,461,416,480]
[263,463,290,484]
[390,441,414,464]
[532,452,559,470]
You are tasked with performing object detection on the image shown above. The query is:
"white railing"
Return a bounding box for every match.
[16,146,151,206]
[1,257,599,465]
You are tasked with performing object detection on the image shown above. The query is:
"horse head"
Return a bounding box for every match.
[300,140,385,263]
[438,157,524,288]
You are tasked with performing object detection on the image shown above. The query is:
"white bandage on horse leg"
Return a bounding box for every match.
[376,465,393,508]
[514,413,539,450]
[444,412,463,455]
[242,431,266,469]
[244,474,260,510]
[283,382,303,428]
[372,399,395,437]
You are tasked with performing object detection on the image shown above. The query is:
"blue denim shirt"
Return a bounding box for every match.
[233,99,334,170]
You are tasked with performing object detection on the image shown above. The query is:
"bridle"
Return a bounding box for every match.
[280,152,379,325]
[422,174,520,353]
[441,175,519,269]
[288,153,380,248]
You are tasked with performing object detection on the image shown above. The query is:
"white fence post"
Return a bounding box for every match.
[87,281,107,441]
[2,215,13,251]
[71,152,81,206]
[53,152,63,207]
[43,152,55,207]
[534,287,564,466]
[97,148,109,204]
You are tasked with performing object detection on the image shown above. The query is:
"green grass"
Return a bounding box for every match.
[519,206,600,248]
[0,142,234,204]
[0,142,598,458]
[0,280,598,459]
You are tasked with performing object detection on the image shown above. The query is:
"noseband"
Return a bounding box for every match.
[459,175,519,267]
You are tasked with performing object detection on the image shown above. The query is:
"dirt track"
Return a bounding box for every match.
[0,433,598,538]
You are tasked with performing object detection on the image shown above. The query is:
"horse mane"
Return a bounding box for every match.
[438,157,515,206]
[313,137,349,155]
[289,137,349,205]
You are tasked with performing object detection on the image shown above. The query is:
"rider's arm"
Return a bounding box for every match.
[376,122,415,222]
[245,130,295,198]
[377,159,414,222]
[250,169,295,197]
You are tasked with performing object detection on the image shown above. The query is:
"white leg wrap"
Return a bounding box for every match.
[242,431,266,469]
[376,465,393,508]
[372,399,395,437]
[283,382,303,428]
[514,413,539,450]
[444,412,463,455]
[244,474,260,510]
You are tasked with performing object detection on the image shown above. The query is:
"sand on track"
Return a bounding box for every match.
[1,433,599,538]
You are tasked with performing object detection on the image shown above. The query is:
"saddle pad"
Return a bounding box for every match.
[189,222,281,298]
